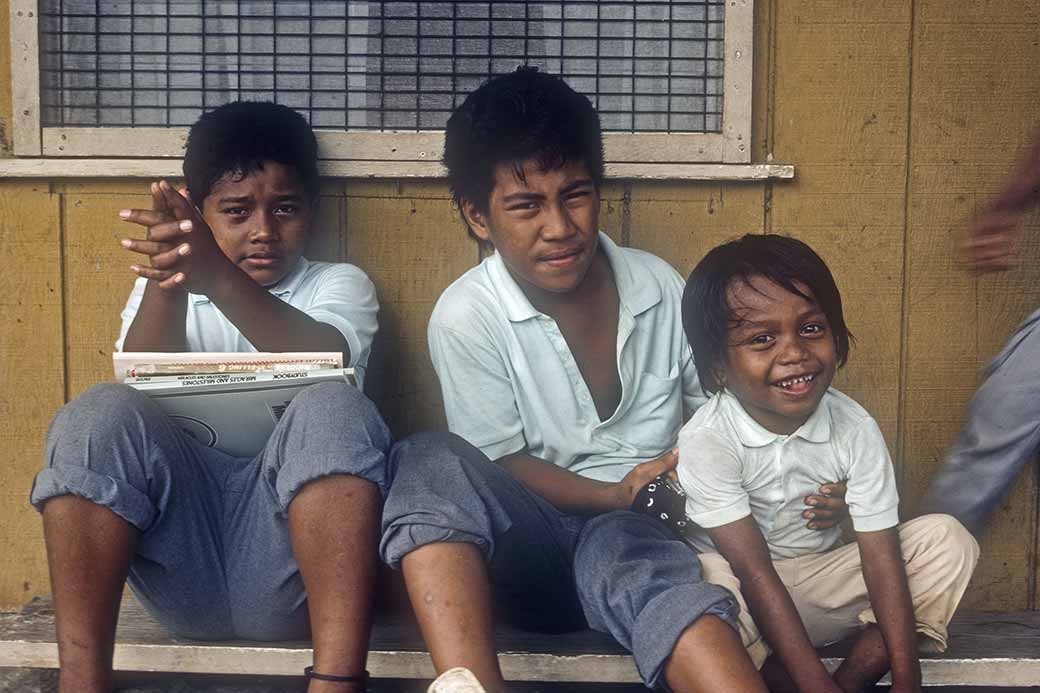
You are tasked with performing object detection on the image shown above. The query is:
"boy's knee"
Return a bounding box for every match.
[289,379,360,409]
[909,514,980,570]
[49,383,150,439]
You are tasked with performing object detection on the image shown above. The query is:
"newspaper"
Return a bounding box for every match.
[115,353,353,458]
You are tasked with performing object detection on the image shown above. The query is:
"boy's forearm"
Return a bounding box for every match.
[207,266,351,361]
[497,452,620,514]
[710,518,837,693]
[121,280,189,352]
[858,528,921,686]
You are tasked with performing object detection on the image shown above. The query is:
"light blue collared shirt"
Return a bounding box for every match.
[428,233,706,483]
[116,258,379,388]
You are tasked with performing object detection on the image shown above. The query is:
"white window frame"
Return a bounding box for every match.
[6,0,791,180]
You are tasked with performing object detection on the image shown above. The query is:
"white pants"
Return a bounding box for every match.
[698,514,980,668]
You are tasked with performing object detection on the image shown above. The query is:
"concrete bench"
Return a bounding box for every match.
[1,597,1039,687]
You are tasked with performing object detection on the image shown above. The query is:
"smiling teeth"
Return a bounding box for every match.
[778,374,815,389]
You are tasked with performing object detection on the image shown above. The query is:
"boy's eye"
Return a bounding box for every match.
[507,201,539,212]
[748,334,774,347]
[801,323,827,336]
[221,207,249,217]
[275,204,299,215]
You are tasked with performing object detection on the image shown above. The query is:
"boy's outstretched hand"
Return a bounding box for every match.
[803,481,848,530]
[121,180,236,296]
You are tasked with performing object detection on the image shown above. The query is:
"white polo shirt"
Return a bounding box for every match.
[677,388,900,560]
[116,257,379,388]
[428,233,705,482]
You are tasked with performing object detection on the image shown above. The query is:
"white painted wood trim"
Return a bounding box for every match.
[44,128,729,166]
[10,0,42,155]
[42,127,446,161]
[722,0,754,163]
[0,158,794,181]
[43,128,189,157]
[603,133,722,163]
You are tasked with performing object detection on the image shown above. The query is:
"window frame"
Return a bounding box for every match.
[8,0,791,180]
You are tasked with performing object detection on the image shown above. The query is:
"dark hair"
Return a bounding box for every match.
[182,101,320,205]
[682,234,853,394]
[443,67,605,231]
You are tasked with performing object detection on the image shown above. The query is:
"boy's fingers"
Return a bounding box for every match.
[144,219,193,242]
[818,481,847,497]
[147,243,192,270]
[120,208,172,227]
[159,180,197,219]
[151,181,169,212]
[121,238,176,256]
[157,272,186,291]
[130,264,176,282]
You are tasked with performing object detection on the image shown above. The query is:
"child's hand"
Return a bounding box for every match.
[612,449,679,510]
[120,182,189,292]
[803,481,848,530]
[123,180,236,296]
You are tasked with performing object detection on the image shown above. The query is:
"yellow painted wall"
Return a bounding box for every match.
[1,1,1038,611]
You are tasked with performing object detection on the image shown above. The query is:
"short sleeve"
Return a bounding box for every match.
[428,319,526,461]
[680,346,709,416]
[844,418,900,532]
[299,264,379,387]
[114,277,148,352]
[677,426,752,528]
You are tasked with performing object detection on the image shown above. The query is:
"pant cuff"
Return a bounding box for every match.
[30,464,157,531]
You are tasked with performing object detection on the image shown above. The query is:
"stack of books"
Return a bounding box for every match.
[114,352,355,458]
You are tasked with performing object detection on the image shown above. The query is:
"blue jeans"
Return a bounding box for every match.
[921,307,1040,534]
[380,434,739,690]
[31,381,391,640]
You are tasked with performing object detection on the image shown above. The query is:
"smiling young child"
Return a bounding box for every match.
[676,234,979,693]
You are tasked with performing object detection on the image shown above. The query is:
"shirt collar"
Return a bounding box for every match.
[721,389,833,448]
[191,257,310,305]
[487,232,662,323]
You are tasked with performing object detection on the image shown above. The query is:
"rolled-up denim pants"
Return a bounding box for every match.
[380,434,740,690]
[31,381,390,640]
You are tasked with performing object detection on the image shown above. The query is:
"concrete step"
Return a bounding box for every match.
[1,597,1039,687]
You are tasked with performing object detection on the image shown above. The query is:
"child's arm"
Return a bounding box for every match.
[122,181,351,358]
[122,182,189,352]
[855,528,921,692]
[709,517,842,693]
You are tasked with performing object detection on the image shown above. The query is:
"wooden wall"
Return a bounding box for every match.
[1,1,1038,611]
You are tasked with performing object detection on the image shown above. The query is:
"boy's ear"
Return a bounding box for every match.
[460,199,492,242]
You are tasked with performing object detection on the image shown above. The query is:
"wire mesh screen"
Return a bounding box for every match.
[40,1,726,133]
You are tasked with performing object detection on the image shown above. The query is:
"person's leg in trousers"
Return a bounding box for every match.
[574,511,766,691]
[921,309,1040,534]
[382,433,585,693]
[32,384,234,692]
[225,382,390,692]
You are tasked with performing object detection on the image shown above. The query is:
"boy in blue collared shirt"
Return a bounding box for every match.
[33,102,390,692]
[380,69,850,692]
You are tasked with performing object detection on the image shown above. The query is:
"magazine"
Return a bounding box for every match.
[115,353,353,458]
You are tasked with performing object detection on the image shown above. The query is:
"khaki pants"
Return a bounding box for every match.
[698,514,979,669]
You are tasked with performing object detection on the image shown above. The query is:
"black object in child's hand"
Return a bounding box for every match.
[631,475,695,539]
